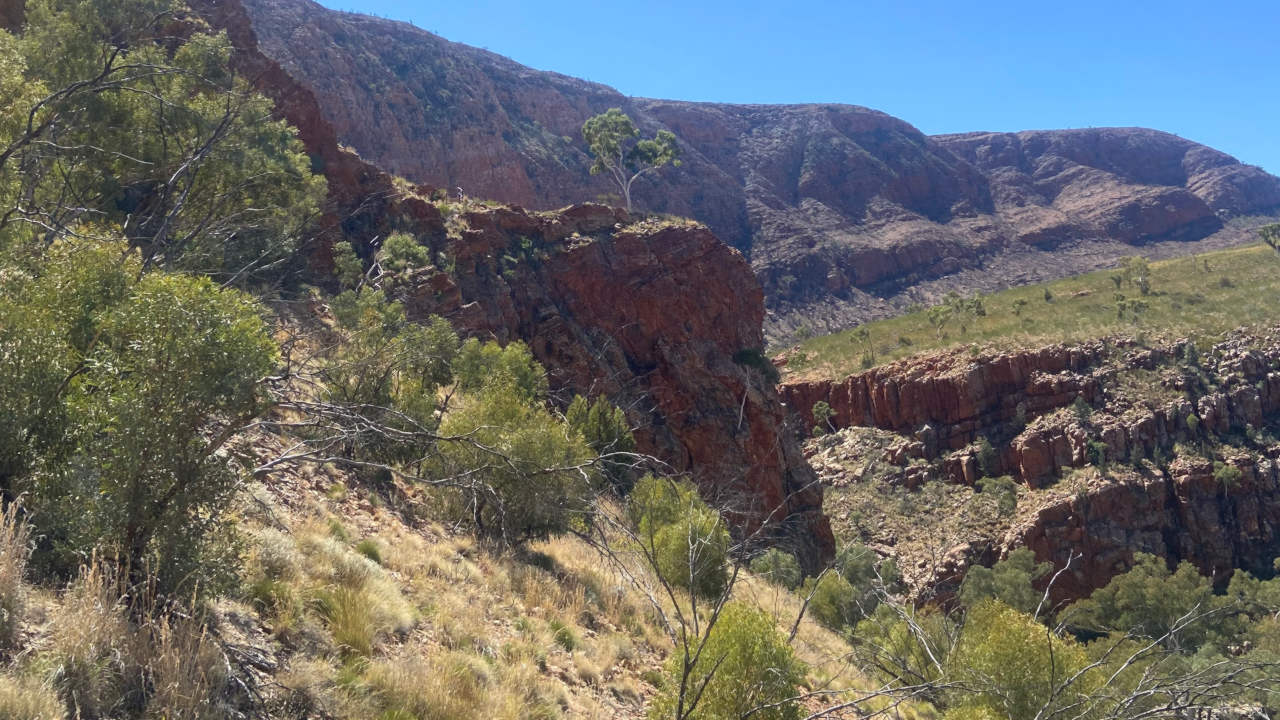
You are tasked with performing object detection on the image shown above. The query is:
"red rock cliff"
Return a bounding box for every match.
[182,0,834,565]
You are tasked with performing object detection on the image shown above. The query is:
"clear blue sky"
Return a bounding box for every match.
[319,1,1279,174]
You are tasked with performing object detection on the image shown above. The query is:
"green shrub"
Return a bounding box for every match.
[355,539,383,565]
[629,475,730,599]
[1065,553,1221,651]
[652,509,730,599]
[379,232,431,272]
[959,548,1051,616]
[802,572,860,631]
[2,240,276,594]
[649,602,804,720]
[566,395,637,490]
[975,475,1019,517]
[548,618,580,652]
[1213,461,1243,489]
[975,436,998,478]
[750,548,803,590]
[946,601,1094,720]
[732,348,781,384]
[435,386,597,544]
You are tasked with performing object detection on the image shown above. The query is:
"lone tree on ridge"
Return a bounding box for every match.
[581,108,681,213]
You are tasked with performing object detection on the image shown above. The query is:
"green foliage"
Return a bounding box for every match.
[649,602,804,720]
[1260,223,1280,252]
[3,0,325,279]
[1122,256,1152,295]
[434,382,597,544]
[1086,440,1108,468]
[1071,396,1093,424]
[974,475,1018,517]
[802,571,860,631]
[1213,461,1243,489]
[959,549,1051,616]
[974,436,998,478]
[946,601,1095,720]
[750,548,803,590]
[1065,554,1220,651]
[332,241,365,289]
[566,394,636,489]
[581,108,681,212]
[804,543,898,632]
[452,337,547,403]
[379,232,431,273]
[355,539,383,565]
[629,475,730,599]
[1,238,275,593]
[323,288,458,463]
[732,347,781,384]
[811,401,836,435]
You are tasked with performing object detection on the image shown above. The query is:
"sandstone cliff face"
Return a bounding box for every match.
[222,0,1280,341]
[181,0,833,565]
[799,332,1280,602]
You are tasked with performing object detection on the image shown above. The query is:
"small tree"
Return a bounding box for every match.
[812,401,836,436]
[582,108,681,213]
[1122,256,1152,296]
[1259,223,1280,252]
[649,602,805,720]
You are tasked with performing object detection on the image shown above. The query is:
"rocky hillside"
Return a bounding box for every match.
[790,331,1280,604]
[222,0,1280,340]
[182,0,832,565]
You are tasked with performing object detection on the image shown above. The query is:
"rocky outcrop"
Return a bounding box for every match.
[215,0,1280,340]
[1013,454,1280,604]
[782,342,1109,456]
[805,331,1280,603]
[181,0,833,565]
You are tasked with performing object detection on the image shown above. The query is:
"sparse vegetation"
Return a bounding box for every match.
[786,243,1280,380]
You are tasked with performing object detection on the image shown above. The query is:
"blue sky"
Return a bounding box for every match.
[319,1,1279,173]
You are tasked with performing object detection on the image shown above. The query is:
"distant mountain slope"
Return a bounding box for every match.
[236,0,1280,340]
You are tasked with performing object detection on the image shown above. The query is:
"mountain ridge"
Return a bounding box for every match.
[230,0,1280,343]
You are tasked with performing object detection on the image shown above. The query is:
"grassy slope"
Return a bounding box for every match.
[782,244,1280,382]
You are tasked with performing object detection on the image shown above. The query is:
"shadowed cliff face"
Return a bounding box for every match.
[174,0,835,565]
[223,0,1280,341]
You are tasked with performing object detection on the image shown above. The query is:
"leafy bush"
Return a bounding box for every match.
[2,239,276,593]
[435,385,597,544]
[750,548,803,590]
[1065,554,1220,651]
[802,544,899,631]
[629,475,730,599]
[975,436,998,477]
[649,602,804,720]
[452,338,547,402]
[566,394,636,489]
[1213,461,1243,489]
[959,548,1051,616]
[6,0,326,280]
[379,232,431,272]
[975,475,1019,517]
[946,601,1095,720]
[802,571,860,631]
[732,348,781,384]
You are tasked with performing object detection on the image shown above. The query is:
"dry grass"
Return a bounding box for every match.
[145,615,228,720]
[0,674,65,720]
[46,563,130,717]
[0,500,31,650]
